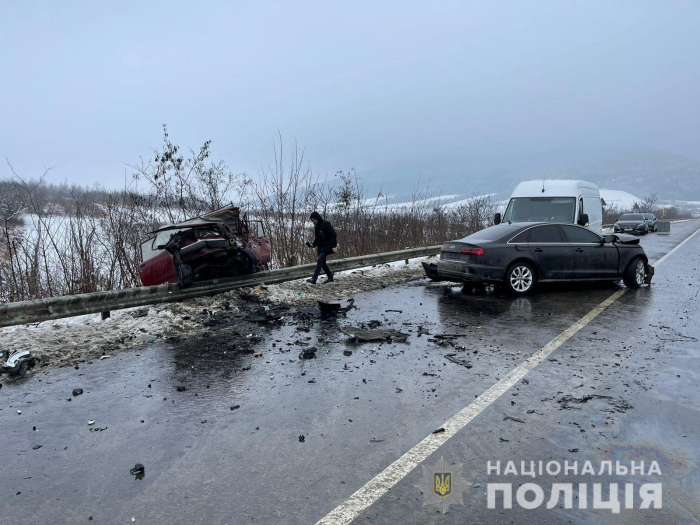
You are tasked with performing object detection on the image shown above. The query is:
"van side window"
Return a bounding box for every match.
[583,196,602,225]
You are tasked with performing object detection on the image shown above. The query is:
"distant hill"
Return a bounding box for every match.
[356,150,700,202]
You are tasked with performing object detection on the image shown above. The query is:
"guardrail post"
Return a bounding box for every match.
[101,311,110,320]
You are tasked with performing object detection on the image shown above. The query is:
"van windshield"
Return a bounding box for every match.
[503,197,576,223]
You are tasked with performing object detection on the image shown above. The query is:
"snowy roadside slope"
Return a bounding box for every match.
[1,257,434,368]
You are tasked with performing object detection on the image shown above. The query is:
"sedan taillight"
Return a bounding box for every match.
[461,247,485,256]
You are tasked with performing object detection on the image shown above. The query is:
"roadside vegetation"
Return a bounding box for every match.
[1,128,498,302]
[0,128,692,302]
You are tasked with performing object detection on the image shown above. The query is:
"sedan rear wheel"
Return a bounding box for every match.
[623,258,646,288]
[505,262,536,295]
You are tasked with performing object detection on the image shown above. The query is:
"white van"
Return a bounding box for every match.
[497,180,604,235]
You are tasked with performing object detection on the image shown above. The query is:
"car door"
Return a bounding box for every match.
[560,225,619,278]
[527,225,575,280]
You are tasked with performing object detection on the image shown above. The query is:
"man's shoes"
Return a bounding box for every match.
[306,279,317,285]
[323,277,334,284]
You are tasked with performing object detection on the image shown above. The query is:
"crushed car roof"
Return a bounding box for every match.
[148,217,225,235]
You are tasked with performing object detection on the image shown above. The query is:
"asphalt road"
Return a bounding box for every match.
[2,221,699,524]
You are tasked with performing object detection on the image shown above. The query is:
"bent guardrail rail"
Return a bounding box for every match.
[0,246,441,328]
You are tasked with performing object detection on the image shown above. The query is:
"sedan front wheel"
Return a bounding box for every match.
[505,262,536,295]
[623,258,646,288]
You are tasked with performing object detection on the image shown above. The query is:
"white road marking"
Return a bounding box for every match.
[315,222,700,525]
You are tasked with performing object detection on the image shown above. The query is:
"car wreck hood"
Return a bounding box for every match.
[613,234,640,245]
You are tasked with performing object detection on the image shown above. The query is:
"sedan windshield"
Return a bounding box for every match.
[619,214,643,221]
[503,197,575,223]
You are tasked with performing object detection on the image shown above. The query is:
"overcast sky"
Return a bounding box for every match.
[1,1,698,188]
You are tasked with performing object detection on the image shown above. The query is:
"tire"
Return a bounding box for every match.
[623,258,646,288]
[504,262,536,295]
[17,360,29,378]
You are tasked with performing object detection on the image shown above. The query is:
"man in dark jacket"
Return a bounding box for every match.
[306,211,338,284]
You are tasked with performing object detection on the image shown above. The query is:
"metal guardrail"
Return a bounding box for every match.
[0,246,441,328]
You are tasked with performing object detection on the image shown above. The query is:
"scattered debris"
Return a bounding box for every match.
[32,445,42,450]
[341,326,409,342]
[503,414,525,424]
[230,404,241,411]
[132,309,149,319]
[130,463,145,480]
[343,350,353,357]
[72,388,83,397]
[557,394,633,412]
[298,435,305,443]
[176,386,188,392]
[318,298,355,315]
[444,354,472,368]
[299,347,318,359]
[245,307,283,323]
[88,420,95,425]
[432,427,446,434]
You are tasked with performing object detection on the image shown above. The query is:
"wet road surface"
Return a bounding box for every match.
[1,221,699,524]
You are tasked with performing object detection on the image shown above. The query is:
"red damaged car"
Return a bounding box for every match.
[139,206,271,287]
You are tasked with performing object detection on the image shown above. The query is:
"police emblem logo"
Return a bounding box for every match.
[416,456,469,513]
[434,472,452,497]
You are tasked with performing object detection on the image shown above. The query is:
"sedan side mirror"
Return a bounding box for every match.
[494,212,502,225]
[603,234,616,244]
[577,213,589,227]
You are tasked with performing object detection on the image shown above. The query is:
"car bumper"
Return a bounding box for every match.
[435,260,505,284]
[645,263,655,284]
[615,225,646,233]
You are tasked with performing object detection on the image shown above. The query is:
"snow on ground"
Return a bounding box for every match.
[600,189,642,210]
[1,257,435,368]
[439,193,498,209]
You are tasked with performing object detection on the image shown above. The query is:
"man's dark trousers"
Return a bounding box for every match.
[312,247,334,282]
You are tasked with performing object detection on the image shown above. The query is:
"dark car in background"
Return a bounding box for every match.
[614,213,650,235]
[643,213,658,232]
[423,222,653,294]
